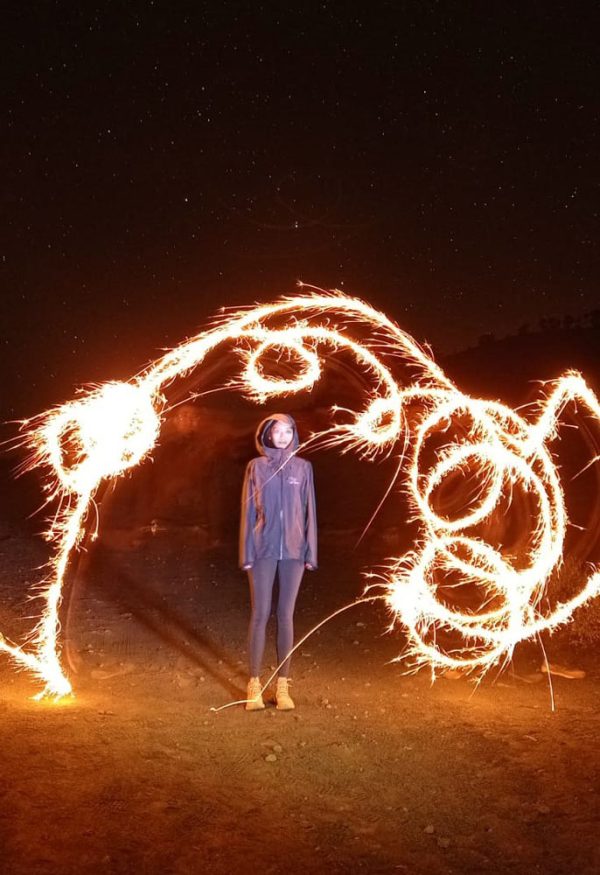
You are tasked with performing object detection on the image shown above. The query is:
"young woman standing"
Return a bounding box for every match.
[240,413,317,710]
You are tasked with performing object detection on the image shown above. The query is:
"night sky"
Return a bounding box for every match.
[2,3,599,420]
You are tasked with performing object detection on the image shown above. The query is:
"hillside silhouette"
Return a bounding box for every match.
[443,309,600,405]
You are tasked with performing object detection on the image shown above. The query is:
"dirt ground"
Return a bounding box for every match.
[0,526,599,875]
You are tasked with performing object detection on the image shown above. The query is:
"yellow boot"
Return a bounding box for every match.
[245,677,265,711]
[275,677,295,710]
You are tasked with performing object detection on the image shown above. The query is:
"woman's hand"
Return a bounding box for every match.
[242,564,253,571]
[305,563,315,571]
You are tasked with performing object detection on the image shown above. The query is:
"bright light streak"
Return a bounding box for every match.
[3,288,600,697]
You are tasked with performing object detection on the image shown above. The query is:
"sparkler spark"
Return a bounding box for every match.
[3,288,600,697]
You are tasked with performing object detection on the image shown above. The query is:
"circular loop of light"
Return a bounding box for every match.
[41,382,161,495]
[243,333,321,397]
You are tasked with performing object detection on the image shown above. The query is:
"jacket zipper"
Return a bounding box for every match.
[279,466,283,560]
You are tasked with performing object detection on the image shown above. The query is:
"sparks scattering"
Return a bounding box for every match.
[3,289,600,698]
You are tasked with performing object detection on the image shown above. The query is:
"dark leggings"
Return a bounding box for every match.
[248,558,305,677]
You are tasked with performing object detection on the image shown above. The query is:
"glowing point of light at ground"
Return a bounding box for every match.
[2,290,600,697]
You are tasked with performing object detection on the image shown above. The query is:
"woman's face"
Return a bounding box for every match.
[270,421,294,449]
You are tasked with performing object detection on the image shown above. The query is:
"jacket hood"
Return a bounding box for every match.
[255,413,299,459]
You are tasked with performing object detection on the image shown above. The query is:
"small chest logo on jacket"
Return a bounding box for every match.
[287,477,301,486]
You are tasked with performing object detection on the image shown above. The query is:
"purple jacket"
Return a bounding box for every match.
[239,414,317,568]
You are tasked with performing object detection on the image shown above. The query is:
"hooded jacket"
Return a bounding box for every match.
[239,414,317,569]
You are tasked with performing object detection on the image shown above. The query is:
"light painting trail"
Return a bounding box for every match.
[3,288,600,698]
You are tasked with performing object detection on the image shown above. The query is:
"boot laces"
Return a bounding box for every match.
[248,679,262,698]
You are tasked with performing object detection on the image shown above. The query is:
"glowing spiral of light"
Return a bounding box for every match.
[386,381,600,676]
[2,289,599,698]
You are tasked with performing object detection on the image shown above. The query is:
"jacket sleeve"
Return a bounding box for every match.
[239,461,257,568]
[304,462,318,568]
